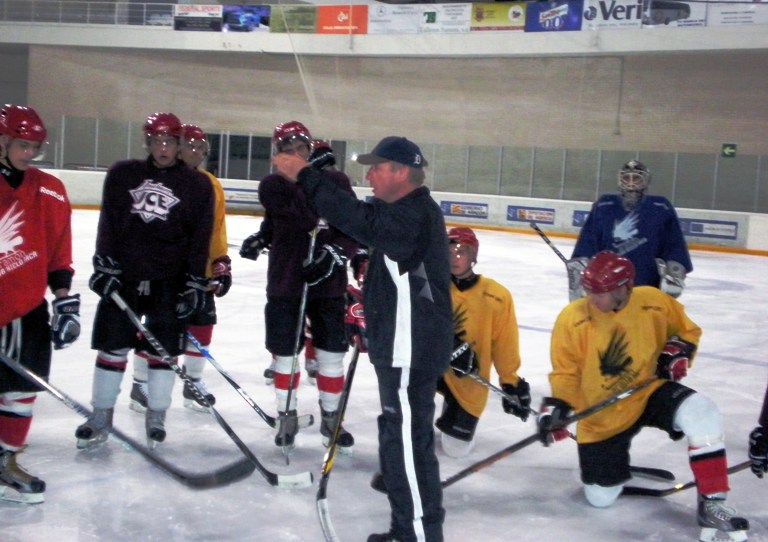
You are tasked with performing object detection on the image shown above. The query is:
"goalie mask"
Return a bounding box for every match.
[617,160,651,210]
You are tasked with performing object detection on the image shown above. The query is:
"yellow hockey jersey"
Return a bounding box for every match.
[549,286,701,444]
[200,168,228,277]
[445,276,523,418]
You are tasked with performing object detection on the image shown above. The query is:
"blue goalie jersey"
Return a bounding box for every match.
[572,194,693,287]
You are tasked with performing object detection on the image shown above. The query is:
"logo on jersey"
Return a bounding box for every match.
[599,328,640,392]
[0,202,39,278]
[129,179,180,223]
[612,212,647,255]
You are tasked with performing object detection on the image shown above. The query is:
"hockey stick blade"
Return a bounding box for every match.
[111,292,313,489]
[0,351,254,490]
[629,466,675,482]
[622,460,751,497]
[185,332,314,430]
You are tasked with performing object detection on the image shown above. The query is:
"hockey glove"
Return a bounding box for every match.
[176,274,209,319]
[344,284,368,352]
[350,248,369,285]
[748,426,768,479]
[89,255,123,299]
[450,335,477,377]
[501,378,532,422]
[655,258,686,298]
[309,146,336,170]
[50,294,81,350]
[239,231,270,261]
[211,255,232,297]
[566,257,588,302]
[656,336,696,382]
[537,397,572,446]
[302,243,348,287]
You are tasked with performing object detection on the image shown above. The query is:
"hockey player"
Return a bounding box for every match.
[250,121,357,452]
[435,226,529,458]
[748,381,768,479]
[75,112,214,450]
[539,250,748,542]
[568,160,692,301]
[0,105,80,504]
[128,124,230,414]
[274,135,453,542]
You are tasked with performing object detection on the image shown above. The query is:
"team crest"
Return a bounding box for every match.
[129,179,180,223]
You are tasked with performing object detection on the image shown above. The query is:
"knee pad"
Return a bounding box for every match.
[584,483,622,508]
[440,431,475,459]
[674,393,724,444]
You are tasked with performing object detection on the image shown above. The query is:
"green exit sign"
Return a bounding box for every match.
[722,143,737,158]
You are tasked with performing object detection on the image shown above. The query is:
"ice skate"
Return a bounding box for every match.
[0,447,45,504]
[320,409,354,455]
[274,409,299,452]
[182,372,215,413]
[75,407,114,450]
[264,357,277,385]
[697,494,749,542]
[129,379,148,414]
[305,357,318,386]
[146,409,167,450]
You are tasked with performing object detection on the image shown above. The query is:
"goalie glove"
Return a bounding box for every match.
[748,426,768,479]
[239,230,270,261]
[50,294,81,350]
[302,243,348,287]
[655,336,696,382]
[176,274,209,319]
[566,257,588,302]
[655,258,686,298]
[211,255,232,297]
[344,284,368,352]
[501,378,532,422]
[450,335,477,377]
[536,397,572,446]
[89,255,122,299]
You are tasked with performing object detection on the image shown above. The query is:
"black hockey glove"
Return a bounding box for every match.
[309,146,336,170]
[501,378,531,422]
[239,231,270,261]
[89,255,123,299]
[749,426,768,479]
[176,274,209,319]
[50,294,81,350]
[537,397,572,446]
[450,335,477,377]
[302,244,348,287]
[350,248,369,285]
[211,256,232,297]
[344,284,368,353]
[656,336,696,382]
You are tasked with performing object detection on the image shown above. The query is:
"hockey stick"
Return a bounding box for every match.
[441,378,657,489]
[467,373,537,418]
[622,460,751,497]
[529,221,569,265]
[317,344,361,542]
[0,350,254,490]
[184,332,314,430]
[279,225,319,462]
[110,291,313,489]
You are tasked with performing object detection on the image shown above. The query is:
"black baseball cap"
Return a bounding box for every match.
[356,136,428,169]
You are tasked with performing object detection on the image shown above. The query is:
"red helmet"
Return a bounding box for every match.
[181,124,207,144]
[581,250,635,293]
[0,104,47,143]
[272,120,312,151]
[447,227,479,260]
[143,112,182,138]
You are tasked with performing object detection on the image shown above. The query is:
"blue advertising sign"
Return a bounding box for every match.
[525,0,583,31]
[572,209,590,227]
[506,205,555,224]
[679,218,738,240]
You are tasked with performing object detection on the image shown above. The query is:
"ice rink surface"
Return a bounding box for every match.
[2,209,766,542]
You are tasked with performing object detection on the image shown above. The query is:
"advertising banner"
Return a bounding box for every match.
[582,0,643,29]
[174,5,223,32]
[368,4,422,34]
[420,3,472,33]
[470,2,526,31]
[270,5,318,33]
[525,0,584,31]
[317,5,368,34]
[222,5,270,32]
[679,218,738,240]
[507,205,556,224]
[706,0,768,26]
[440,200,490,219]
[642,0,705,27]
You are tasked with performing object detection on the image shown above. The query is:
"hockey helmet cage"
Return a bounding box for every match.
[0,104,47,143]
[447,226,479,261]
[143,112,182,139]
[581,250,635,294]
[618,159,651,192]
[272,120,312,154]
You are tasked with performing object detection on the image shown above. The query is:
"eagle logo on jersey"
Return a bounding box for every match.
[612,212,639,243]
[129,179,180,223]
[599,328,633,377]
[0,201,24,255]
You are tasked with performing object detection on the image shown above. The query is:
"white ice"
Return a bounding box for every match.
[2,209,766,542]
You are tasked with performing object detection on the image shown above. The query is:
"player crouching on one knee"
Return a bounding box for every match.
[538,250,749,542]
